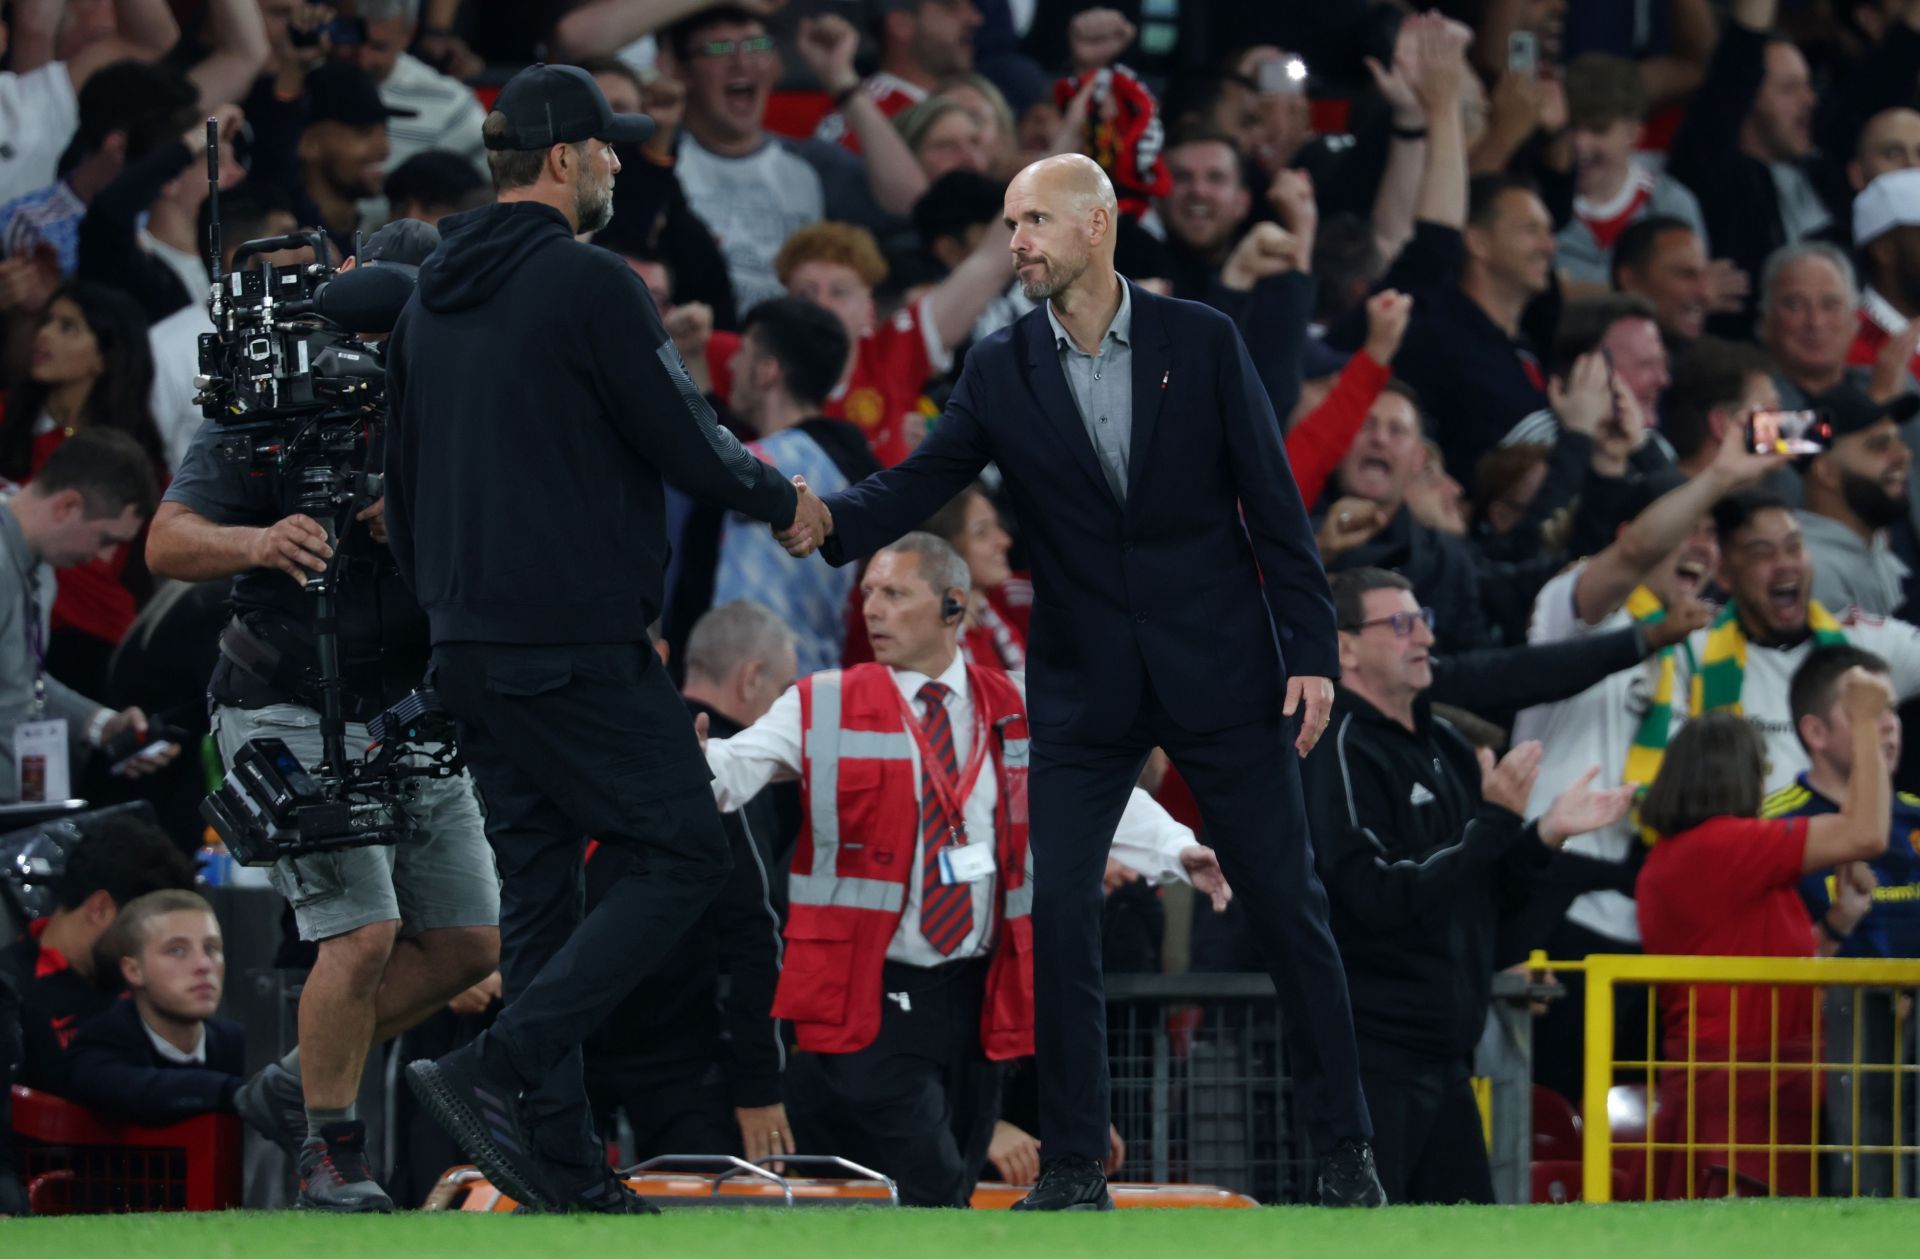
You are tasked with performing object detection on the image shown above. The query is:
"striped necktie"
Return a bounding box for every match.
[915,681,972,956]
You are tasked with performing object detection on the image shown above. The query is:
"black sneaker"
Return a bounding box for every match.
[296,1120,395,1212]
[405,1035,557,1212]
[1317,1138,1388,1207]
[1010,1155,1115,1211]
[234,1062,306,1161]
[563,1168,661,1214]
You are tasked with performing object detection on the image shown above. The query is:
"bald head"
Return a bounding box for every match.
[1013,153,1119,216]
[1004,154,1119,304]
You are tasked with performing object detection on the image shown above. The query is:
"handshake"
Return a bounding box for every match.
[774,475,835,558]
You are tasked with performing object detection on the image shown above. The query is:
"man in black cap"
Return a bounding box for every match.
[148,218,501,1215]
[299,61,416,256]
[386,63,829,1214]
[1798,385,1920,618]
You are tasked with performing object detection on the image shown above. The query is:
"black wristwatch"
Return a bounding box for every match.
[1818,914,1852,944]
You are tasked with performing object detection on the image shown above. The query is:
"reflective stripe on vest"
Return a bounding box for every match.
[796,670,913,906]
[1004,882,1032,919]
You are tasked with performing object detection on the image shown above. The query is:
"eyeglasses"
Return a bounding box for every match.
[695,35,777,58]
[1342,607,1436,637]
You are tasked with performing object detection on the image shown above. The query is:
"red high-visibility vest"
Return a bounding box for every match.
[772,662,1035,1057]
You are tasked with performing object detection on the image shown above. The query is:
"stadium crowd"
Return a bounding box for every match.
[4,0,1920,1214]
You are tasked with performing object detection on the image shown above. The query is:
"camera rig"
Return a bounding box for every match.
[190,119,459,865]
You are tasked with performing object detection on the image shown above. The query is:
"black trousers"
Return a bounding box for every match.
[785,958,1002,1207]
[1358,1046,1493,1205]
[431,640,731,1170]
[1030,686,1370,1161]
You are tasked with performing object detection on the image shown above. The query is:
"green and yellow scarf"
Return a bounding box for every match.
[1623,594,1846,793]
[1621,587,1681,791]
[1689,599,1847,714]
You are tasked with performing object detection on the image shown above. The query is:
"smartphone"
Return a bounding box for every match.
[104,723,186,774]
[1747,409,1832,456]
[1508,30,1539,76]
[1258,57,1308,95]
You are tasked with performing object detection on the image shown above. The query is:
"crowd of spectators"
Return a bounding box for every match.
[5,0,1920,1212]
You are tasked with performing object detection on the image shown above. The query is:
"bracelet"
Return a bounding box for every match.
[1818,915,1852,944]
[830,81,862,108]
[85,708,113,748]
[1390,124,1428,141]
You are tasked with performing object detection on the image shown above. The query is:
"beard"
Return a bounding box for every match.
[576,175,614,235]
[1017,250,1087,301]
[1840,467,1910,530]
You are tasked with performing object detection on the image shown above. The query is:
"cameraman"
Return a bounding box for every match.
[145,220,500,1214]
[385,65,826,1214]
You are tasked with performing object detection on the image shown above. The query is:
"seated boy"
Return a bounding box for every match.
[65,889,244,1126]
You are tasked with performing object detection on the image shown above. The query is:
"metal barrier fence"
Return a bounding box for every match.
[1103,972,1543,1203]
[1106,973,1312,1202]
[1558,952,1920,1202]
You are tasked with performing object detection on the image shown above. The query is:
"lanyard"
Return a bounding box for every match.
[893,681,989,842]
[16,559,44,716]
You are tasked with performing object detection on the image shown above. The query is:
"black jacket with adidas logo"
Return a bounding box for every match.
[1300,689,1552,1061]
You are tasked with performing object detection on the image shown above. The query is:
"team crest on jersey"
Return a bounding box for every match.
[844,387,884,430]
[1909,829,1920,857]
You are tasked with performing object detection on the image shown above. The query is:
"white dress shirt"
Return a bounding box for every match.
[707,655,1198,967]
[141,1014,208,1064]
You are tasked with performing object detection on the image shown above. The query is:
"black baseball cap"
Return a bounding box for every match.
[307,62,417,127]
[1809,383,1920,440]
[485,63,655,150]
[360,218,441,269]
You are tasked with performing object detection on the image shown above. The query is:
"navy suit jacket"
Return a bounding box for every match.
[822,279,1337,743]
[64,997,244,1127]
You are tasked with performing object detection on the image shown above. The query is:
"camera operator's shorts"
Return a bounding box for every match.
[212,703,500,942]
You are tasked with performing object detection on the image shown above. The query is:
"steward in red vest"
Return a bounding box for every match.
[703,536,1218,1206]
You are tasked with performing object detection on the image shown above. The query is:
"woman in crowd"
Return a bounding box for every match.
[894,96,992,181]
[1635,676,1890,1198]
[924,481,1028,674]
[1,281,168,695]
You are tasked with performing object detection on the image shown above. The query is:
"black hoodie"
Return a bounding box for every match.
[384,201,798,645]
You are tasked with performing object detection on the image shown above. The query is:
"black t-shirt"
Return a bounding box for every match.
[162,418,430,711]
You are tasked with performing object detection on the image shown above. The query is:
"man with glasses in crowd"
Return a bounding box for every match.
[1300,568,1634,1204]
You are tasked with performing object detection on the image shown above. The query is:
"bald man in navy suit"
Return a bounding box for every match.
[777,155,1386,1209]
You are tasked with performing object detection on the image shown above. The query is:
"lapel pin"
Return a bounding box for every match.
[1160,370,1170,390]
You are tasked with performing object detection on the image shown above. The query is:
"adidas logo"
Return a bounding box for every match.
[1409,783,1435,806]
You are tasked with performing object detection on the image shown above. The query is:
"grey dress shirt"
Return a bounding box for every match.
[1046,282,1135,502]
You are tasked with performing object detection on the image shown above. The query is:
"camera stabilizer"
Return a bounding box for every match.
[190,119,459,865]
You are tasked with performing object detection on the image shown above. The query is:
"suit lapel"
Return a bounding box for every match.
[1021,309,1116,504]
[1124,281,1170,507]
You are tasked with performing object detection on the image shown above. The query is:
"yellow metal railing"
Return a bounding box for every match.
[1526,951,1920,1203]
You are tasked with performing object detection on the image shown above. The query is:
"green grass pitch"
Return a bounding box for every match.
[3,1201,1916,1259]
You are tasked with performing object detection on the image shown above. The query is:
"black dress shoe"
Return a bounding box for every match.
[1010,1155,1115,1211]
[1317,1138,1388,1207]
[405,1033,557,1211]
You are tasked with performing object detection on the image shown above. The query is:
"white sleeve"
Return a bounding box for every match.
[705,684,803,812]
[912,294,953,374]
[149,327,200,473]
[1851,615,1920,701]
[1108,788,1196,885]
[1527,564,1588,645]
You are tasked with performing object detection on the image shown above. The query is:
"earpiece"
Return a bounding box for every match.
[942,592,966,624]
